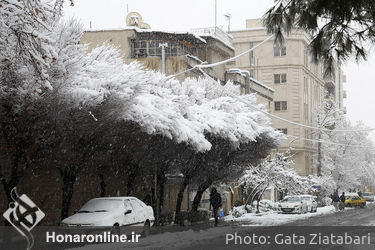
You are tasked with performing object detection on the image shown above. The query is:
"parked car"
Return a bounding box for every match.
[61,197,155,236]
[362,192,374,202]
[279,196,308,214]
[345,194,366,208]
[300,195,318,213]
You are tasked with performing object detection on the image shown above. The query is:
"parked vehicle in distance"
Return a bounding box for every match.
[279,196,308,214]
[345,193,366,208]
[300,195,318,213]
[61,197,155,236]
[362,192,374,202]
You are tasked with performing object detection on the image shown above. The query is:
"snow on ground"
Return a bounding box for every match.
[225,205,336,226]
[68,206,337,250]
[68,227,233,250]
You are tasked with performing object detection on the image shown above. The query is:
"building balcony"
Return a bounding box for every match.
[190,26,233,48]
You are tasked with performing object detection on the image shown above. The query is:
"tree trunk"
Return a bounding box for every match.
[192,181,211,211]
[317,133,322,176]
[175,176,189,221]
[99,173,106,197]
[256,198,260,213]
[60,168,77,220]
[158,173,166,214]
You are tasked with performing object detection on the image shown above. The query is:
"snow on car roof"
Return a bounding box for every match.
[345,193,360,196]
[93,197,139,200]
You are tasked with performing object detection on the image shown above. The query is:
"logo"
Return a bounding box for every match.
[3,188,45,250]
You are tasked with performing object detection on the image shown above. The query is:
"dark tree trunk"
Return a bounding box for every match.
[60,168,77,220]
[126,165,138,196]
[256,198,260,213]
[175,176,189,217]
[192,181,211,211]
[1,152,23,225]
[155,170,166,225]
[99,173,106,197]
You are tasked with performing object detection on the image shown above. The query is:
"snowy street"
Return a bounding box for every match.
[67,204,375,250]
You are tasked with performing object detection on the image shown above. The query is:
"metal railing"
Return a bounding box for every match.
[190,26,232,47]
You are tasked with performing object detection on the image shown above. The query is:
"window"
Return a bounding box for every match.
[274,43,286,56]
[249,42,254,66]
[274,101,287,111]
[274,73,287,84]
[132,39,196,58]
[130,199,143,210]
[124,199,131,209]
[277,128,288,134]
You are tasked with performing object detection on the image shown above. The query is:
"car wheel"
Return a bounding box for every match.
[111,223,120,235]
[360,203,365,208]
[142,220,150,237]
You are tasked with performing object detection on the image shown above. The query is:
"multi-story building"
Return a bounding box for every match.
[228,19,346,176]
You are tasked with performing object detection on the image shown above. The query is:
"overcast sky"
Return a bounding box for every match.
[62,0,375,142]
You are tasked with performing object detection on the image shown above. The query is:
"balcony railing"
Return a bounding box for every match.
[190,26,233,48]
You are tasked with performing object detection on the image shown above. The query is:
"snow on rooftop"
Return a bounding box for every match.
[124,26,207,44]
[85,26,207,44]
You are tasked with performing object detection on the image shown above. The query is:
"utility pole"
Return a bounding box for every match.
[159,43,168,74]
[214,0,217,36]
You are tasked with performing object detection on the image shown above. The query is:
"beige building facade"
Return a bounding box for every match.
[229,19,346,176]
[81,27,234,83]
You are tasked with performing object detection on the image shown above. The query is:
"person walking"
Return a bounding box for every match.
[331,192,340,212]
[339,192,346,210]
[209,187,222,227]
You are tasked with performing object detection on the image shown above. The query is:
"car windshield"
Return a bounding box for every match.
[78,199,122,213]
[282,197,301,202]
[363,192,372,196]
[301,197,311,201]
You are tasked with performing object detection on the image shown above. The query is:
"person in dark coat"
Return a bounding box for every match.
[331,192,340,211]
[210,187,222,226]
[339,192,345,210]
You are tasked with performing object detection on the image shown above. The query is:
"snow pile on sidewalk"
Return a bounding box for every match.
[231,200,279,218]
[225,205,335,226]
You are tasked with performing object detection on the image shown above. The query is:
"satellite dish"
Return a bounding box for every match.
[126,12,150,29]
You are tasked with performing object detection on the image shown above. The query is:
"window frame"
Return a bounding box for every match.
[274,101,287,111]
[274,43,286,57]
[274,73,287,84]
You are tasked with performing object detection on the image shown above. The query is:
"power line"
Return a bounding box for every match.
[244,101,375,133]
[286,135,370,148]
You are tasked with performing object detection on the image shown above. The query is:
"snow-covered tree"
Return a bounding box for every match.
[0,1,283,223]
[312,101,375,192]
[239,150,317,212]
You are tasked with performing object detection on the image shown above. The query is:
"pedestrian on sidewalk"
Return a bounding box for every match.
[331,192,340,211]
[339,192,346,210]
[209,187,222,227]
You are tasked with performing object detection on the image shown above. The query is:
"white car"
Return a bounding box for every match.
[61,197,154,236]
[300,195,318,213]
[279,196,308,214]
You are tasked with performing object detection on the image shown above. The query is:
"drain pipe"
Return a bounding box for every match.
[241,70,251,94]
